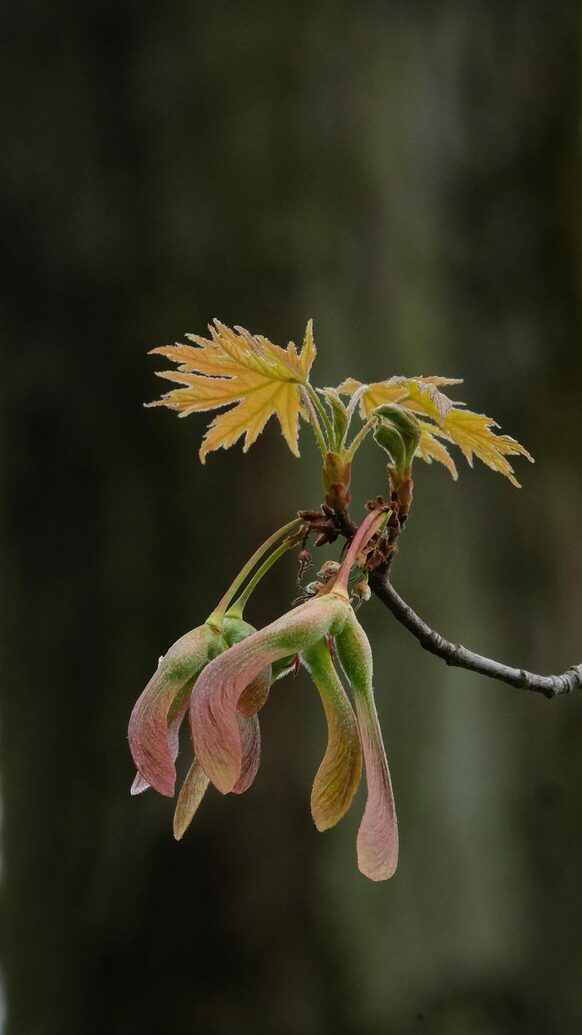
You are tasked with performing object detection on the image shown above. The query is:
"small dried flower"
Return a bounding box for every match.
[317,560,341,581]
[352,580,371,606]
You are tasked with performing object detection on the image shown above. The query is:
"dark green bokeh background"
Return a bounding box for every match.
[1,2,581,1033]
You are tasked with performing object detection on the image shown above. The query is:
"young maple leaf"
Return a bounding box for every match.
[433,408,534,488]
[148,320,316,462]
[415,422,459,479]
[339,375,464,424]
[339,377,533,486]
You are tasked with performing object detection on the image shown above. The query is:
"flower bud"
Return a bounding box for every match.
[322,450,352,513]
[373,404,421,473]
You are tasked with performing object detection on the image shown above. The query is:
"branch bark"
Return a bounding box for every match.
[369,570,582,699]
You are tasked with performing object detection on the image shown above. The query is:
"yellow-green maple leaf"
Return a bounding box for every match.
[339,378,533,486]
[339,376,463,424]
[416,423,459,480]
[148,320,316,462]
[433,408,533,488]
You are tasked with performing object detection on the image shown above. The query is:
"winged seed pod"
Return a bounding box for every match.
[128,616,270,800]
[191,594,351,795]
[173,706,264,841]
[189,507,385,798]
[301,637,363,831]
[129,623,221,797]
[336,611,399,881]
[188,598,400,880]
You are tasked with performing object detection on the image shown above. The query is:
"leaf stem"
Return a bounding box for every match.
[208,517,303,627]
[346,417,376,460]
[301,388,329,458]
[305,384,335,448]
[345,385,367,426]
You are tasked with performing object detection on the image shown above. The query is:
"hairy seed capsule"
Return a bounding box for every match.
[305,581,325,597]
[353,580,371,604]
[317,560,341,581]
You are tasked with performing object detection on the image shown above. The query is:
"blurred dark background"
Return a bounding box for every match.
[1,2,581,1033]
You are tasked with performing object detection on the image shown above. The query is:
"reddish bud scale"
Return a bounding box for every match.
[323,451,352,514]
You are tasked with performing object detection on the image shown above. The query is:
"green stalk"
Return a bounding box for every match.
[334,509,390,595]
[304,384,335,449]
[226,537,298,619]
[207,517,303,628]
[344,385,367,425]
[301,388,329,458]
[346,417,376,460]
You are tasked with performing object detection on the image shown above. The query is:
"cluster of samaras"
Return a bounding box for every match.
[129,321,532,880]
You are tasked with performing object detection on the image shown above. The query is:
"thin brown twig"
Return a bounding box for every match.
[369,570,582,700]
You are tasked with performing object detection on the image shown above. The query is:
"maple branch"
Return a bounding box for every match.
[369,571,582,700]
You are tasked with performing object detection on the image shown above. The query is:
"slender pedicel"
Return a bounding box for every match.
[227,537,299,619]
[332,508,389,597]
[208,517,303,626]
